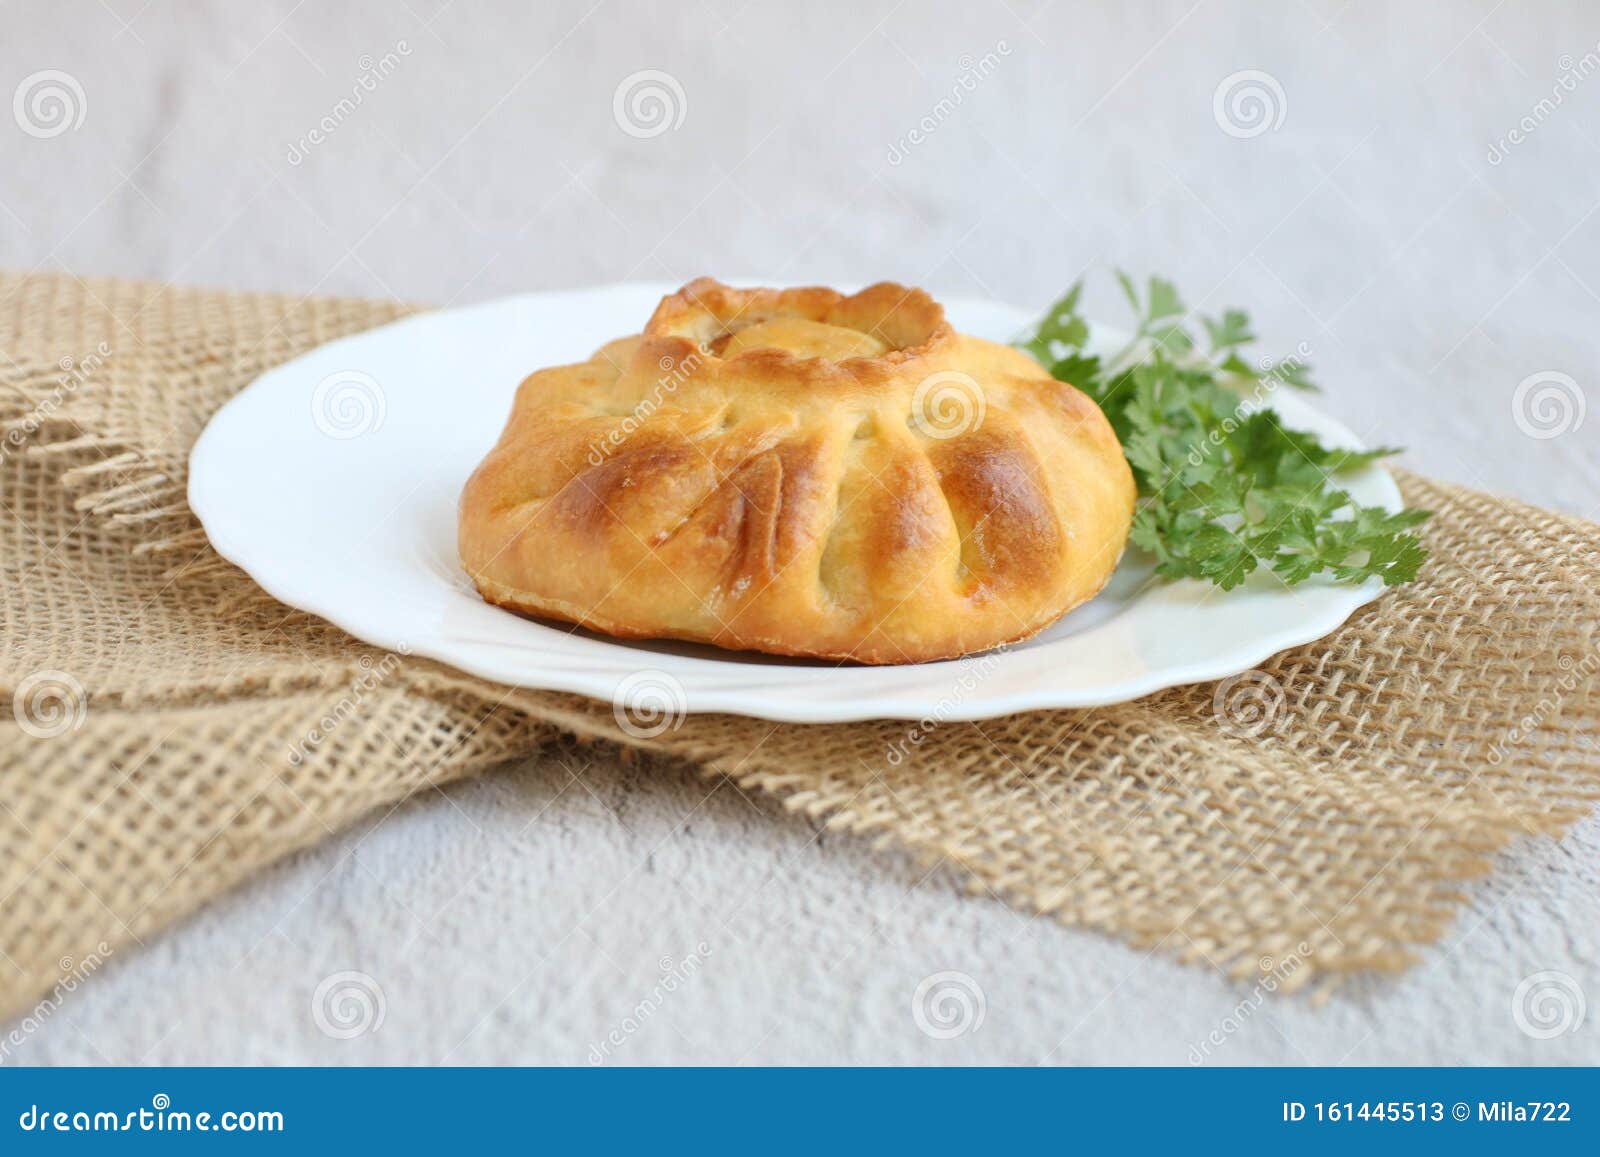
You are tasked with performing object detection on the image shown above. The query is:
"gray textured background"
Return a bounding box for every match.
[3,0,1597,1064]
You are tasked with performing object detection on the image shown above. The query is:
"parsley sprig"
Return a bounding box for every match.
[1021,274,1428,591]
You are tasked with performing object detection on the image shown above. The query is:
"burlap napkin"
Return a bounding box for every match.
[2,270,1597,1021]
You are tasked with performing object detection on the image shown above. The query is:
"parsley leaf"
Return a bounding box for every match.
[1018,283,1090,367]
[1203,308,1254,353]
[1016,273,1429,590]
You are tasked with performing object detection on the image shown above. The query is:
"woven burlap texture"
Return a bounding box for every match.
[2,271,1597,1021]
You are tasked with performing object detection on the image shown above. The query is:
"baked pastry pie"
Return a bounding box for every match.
[458,279,1135,664]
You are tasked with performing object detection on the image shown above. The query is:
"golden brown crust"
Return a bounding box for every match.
[458,279,1136,664]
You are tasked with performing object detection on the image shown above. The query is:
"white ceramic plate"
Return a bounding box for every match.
[188,282,1400,723]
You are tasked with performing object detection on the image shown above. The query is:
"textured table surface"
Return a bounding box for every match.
[4,0,1598,1064]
